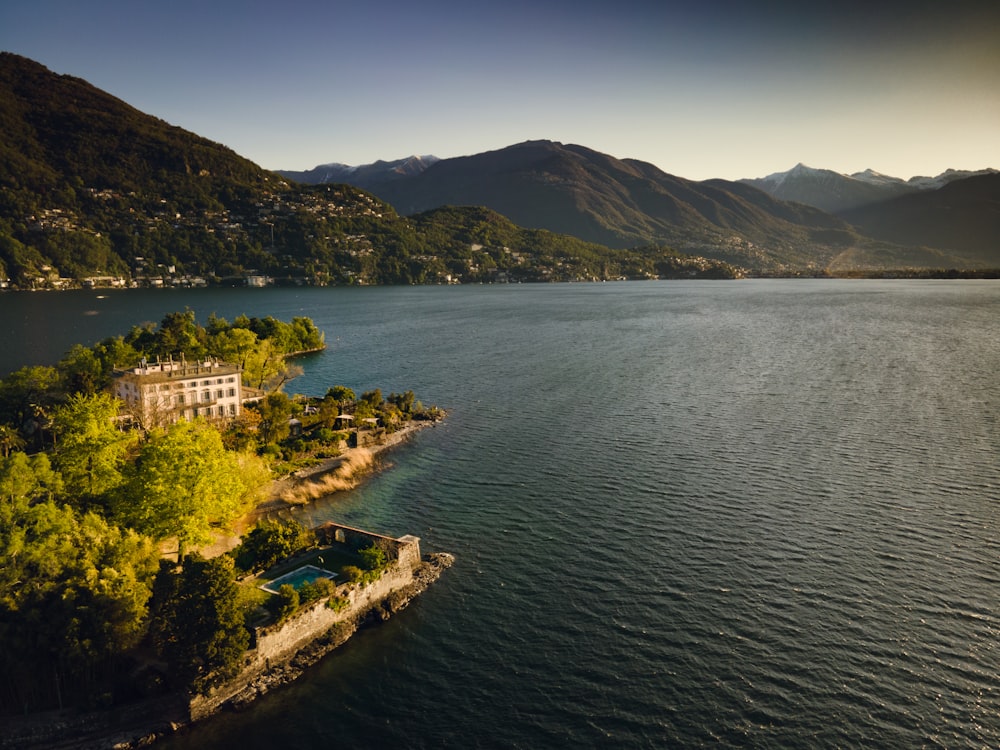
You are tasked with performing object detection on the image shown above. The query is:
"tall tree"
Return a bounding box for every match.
[0,497,157,712]
[115,419,268,558]
[51,392,135,501]
[148,554,249,693]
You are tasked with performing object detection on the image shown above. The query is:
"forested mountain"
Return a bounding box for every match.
[2,52,992,282]
[284,140,972,271]
[0,54,739,287]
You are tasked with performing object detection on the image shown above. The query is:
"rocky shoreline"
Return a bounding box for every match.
[222,552,454,713]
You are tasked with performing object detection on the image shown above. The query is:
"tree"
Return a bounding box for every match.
[358,543,388,572]
[233,518,309,574]
[243,337,300,391]
[91,335,142,378]
[326,385,355,405]
[271,583,299,623]
[57,344,105,395]
[51,393,135,501]
[148,554,249,693]
[153,310,206,360]
[388,390,415,415]
[0,451,61,508]
[0,498,157,712]
[0,424,26,458]
[256,391,292,445]
[115,419,268,558]
[0,365,62,448]
[210,326,258,370]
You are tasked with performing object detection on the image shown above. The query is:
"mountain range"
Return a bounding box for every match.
[2,51,997,288]
[740,163,998,213]
[0,53,742,288]
[280,144,998,271]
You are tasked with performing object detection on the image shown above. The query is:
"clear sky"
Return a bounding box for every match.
[2,0,998,181]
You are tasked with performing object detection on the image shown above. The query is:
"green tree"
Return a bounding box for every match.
[210,326,258,369]
[256,391,292,445]
[0,498,157,712]
[116,419,268,558]
[149,554,249,693]
[243,337,298,391]
[232,518,309,574]
[0,424,26,458]
[153,310,207,360]
[0,365,62,448]
[0,451,62,507]
[57,344,105,395]
[326,385,355,404]
[271,583,299,623]
[358,543,388,572]
[51,392,135,501]
[91,335,142,378]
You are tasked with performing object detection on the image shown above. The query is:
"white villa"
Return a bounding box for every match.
[112,357,243,428]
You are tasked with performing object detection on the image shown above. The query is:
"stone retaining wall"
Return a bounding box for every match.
[189,528,425,720]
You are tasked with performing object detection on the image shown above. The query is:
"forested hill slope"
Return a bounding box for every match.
[1,53,741,286]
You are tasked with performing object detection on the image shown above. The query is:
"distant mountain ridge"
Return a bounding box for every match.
[741,163,998,213]
[3,52,996,283]
[282,140,979,271]
[277,155,439,190]
[838,172,1000,266]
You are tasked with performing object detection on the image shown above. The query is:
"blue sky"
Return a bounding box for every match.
[2,0,998,180]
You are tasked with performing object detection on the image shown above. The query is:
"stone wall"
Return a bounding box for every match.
[189,528,424,721]
[0,529,451,749]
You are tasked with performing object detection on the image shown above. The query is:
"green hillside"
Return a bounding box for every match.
[0,53,738,287]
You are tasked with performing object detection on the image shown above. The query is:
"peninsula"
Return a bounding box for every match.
[0,311,452,748]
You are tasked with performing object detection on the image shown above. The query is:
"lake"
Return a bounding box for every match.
[3,280,999,747]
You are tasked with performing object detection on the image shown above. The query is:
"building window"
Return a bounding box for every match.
[178,393,185,405]
[227,388,236,398]
[215,389,224,400]
[201,391,210,402]
[228,404,237,416]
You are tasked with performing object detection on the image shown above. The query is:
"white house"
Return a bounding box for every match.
[112,357,243,428]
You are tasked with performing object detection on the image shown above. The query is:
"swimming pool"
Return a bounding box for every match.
[259,564,337,594]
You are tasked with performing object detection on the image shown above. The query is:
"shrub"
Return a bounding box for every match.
[271,583,299,622]
[233,519,309,574]
[341,565,363,583]
[358,544,388,572]
[298,577,335,605]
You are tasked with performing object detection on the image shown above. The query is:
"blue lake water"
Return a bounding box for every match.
[2,280,999,747]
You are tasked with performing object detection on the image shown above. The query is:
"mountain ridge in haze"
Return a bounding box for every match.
[741,163,998,213]
[281,140,981,271]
